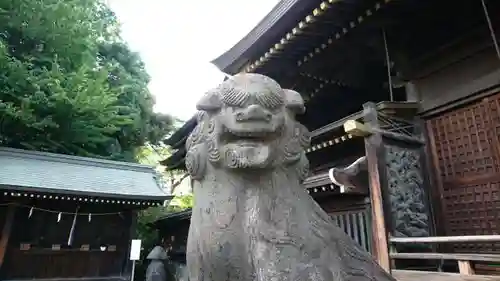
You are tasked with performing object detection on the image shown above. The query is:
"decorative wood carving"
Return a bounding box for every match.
[385,145,430,238]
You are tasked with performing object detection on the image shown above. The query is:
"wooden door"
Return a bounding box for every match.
[427,93,500,252]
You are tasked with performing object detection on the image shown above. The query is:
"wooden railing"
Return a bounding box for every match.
[389,235,500,281]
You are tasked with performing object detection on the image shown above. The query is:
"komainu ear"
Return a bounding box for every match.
[196,89,222,112]
[283,89,305,115]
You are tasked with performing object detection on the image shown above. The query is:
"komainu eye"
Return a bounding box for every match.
[255,90,284,110]
[221,87,250,107]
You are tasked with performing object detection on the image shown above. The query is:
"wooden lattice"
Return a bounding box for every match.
[317,196,372,253]
[427,93,500,252]
[331,209,372,253]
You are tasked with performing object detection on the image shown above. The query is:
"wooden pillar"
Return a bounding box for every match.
[362,102,391,272]
[123,210,137,279]
[0,204,16,270]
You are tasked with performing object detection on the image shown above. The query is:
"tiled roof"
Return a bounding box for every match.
[0,147,171,201]
[152,208,192,228]
[211,0,316,74]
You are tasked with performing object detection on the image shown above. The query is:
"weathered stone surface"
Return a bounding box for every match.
[146,246,168,281]
[186,73,395,281]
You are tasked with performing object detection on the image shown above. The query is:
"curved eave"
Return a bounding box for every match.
[170,134,189,151]
[211,0,317,74]
[150,208,192,228]
[214,0,395,75]
[2,189,173,205]
[160,147,186,167]
[163,116,197,147]
[165,160,186,172]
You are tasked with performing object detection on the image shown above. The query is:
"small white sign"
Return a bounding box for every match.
[129,239,142,261]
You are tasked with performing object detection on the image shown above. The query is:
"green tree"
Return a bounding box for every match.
[0,2,181,279]
[0,0,173,161]
[168,193,193,211]
[136,194,193,250]
[97,42,176,160]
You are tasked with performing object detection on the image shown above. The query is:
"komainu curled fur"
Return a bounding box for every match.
[186,73,395,281]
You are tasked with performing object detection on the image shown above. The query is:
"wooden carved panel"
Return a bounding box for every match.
[385,145,431,238]
[427,92,500,252]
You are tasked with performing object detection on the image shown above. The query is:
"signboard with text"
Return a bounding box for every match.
[130,239,142,261]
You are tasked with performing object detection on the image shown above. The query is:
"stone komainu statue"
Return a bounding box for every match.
[185,73,395,281]
[145,246,168,281]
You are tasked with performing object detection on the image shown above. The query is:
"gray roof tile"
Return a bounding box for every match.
[0,147,171,200]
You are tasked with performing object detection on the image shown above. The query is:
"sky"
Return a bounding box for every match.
[108,0,280,121]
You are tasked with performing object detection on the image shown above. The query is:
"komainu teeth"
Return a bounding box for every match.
[224,126,274,139]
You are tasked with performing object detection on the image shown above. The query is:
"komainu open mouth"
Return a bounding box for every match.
[221,126,279,144]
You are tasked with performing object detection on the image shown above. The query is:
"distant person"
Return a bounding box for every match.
[145,246,168,281]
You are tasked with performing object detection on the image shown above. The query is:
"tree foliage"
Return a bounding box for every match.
[0,0,174,161]
[136,193,193,249]
[0,2,187,279]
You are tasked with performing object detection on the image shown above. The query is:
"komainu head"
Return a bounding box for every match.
[185,73,310,180]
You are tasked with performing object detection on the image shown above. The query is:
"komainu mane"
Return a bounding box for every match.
[185,73,395,281]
